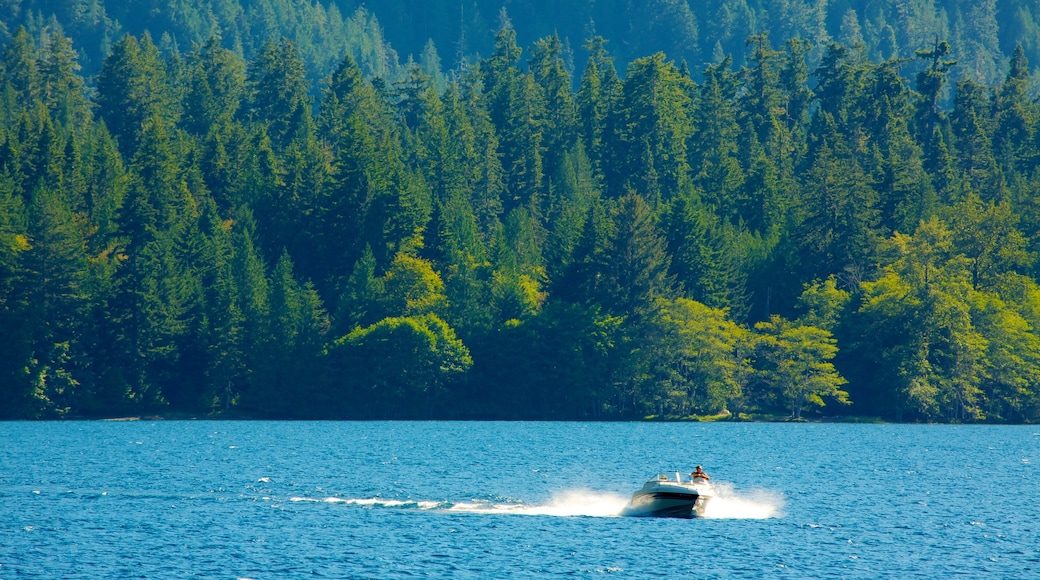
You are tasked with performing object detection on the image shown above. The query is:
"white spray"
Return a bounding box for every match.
[449,490,630,517]
[292,483,782,519]
[701,482,784,519]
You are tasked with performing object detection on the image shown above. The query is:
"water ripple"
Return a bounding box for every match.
[1,421,1037,577]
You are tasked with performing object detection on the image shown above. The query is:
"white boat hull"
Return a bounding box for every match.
[621,474,714,518]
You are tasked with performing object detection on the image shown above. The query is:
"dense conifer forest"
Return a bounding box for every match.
[2,0,1040,422]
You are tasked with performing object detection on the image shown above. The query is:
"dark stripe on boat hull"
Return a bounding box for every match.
[622,492,711,518]
[645,492,698,501]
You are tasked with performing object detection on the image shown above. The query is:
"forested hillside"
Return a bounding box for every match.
[2,2,1040,422]
[5,0,1040,88]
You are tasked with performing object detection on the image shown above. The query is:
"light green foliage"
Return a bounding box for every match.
[944,192,1032,290]
[337,313,472,418]
[381,252,447,318]
[972,291,1040,421]
[851,216,1040,421]
[795,276,850,332]
[656,298,751,415]
[753,315,849,419]
[490,269,543,323]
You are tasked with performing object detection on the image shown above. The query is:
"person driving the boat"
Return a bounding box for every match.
[691,466,710,481]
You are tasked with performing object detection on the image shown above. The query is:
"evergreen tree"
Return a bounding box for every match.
[604,52,692,205]
[460,81,506,238]
[663,190,748,314]
[182,36,245,137]
[19,182,90,416]
[0,174,35,418]
[39,31,91,129]
[430,191,492,337]
[576,35,620,183]
[542,143,600,295]
[3,8,1040,421]
[740,34,783,155]
[482,15,546,216]
[96,33,177,157]
[247,250,327,416]
[102,116,196,411]
[950,78,1003,201]
[313,53,429,292]
[81,124,128,250]
[860,59,936,232]
[0,28,41,114]
[245,38,312,150]
[229,208,269,405]
[334,245,382,335]
[913,39,957,188]
[529,32,576,183]
[992,45,1036,178]
[597,192,675,320]
[692,56,745,222]
[794,130,881,283]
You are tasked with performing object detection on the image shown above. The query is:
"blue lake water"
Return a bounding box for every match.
[1,421,1038,578]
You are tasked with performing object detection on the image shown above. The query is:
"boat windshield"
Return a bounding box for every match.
[653,472,686,483]
[652,472,707,484]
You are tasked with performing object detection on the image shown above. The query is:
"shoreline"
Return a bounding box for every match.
[11,414,1029,424]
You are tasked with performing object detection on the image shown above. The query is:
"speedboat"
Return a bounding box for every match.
[621,471,714,518]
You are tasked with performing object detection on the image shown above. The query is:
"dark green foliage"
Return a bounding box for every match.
[38,31,91,128]
[181,37,246,138]
[20,181,90,416]
[664,191,750,317]
[604,52,692,204]
[244,39,311,150]
[596,192,675,319]
[0,174,35,418]
[1,28,41,113]
[3,10,1040,423]
[481,18,546,217]
[96,33,177,157]
[794,134,881,283]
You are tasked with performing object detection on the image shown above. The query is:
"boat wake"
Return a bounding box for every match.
[289,491,628,517]
[701,483,783,519]
[289,496,451,510]
[289,485,781,519]
[448,490,629,517]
